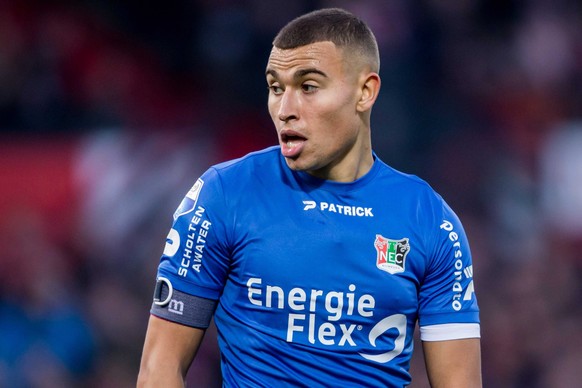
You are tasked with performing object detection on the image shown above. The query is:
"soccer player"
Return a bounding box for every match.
[138,8,481,387]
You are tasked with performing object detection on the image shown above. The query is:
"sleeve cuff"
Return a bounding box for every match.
[420,323,481,341]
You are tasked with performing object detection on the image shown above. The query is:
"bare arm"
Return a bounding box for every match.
[422,338,482,388]
[137,314,206,387]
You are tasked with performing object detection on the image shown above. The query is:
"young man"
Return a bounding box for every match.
[138,8,481,387]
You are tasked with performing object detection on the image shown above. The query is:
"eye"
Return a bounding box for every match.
[302,83,318,93]
[268,84,283,95]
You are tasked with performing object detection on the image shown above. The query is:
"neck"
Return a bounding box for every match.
[308,145,374,183]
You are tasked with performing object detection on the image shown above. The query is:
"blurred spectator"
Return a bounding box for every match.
[540,122,582,238]
[0,207,95,387]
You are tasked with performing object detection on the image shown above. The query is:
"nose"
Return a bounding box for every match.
[278,90,298,122]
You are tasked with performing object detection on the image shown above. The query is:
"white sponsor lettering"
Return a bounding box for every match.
[440,220,475,311]
[247,278,376,348]
[302,200,373,217]
[178,206,212,277]
[247,277,406,362]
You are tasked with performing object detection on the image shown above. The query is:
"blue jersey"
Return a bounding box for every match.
[154,146,480,387]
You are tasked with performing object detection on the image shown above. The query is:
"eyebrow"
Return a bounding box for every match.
[265,67,328,80]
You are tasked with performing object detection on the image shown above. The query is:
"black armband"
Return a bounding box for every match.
[150,276,217,329]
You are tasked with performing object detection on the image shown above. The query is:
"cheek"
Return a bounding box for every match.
[311,92,346,117]
[314,98,355,133]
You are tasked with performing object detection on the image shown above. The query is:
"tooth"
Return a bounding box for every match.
[287,141,293,147]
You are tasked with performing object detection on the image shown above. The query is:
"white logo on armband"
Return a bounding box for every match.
[153,277,173,306]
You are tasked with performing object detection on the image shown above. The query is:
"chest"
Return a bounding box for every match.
[227,189,427,318]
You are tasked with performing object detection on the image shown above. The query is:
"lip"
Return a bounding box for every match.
[279,129,307,158]
[280,128,307,142]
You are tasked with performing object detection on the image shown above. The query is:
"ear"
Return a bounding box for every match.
[356,72,381,113]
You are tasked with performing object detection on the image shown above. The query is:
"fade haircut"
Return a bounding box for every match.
[273,8,380,72]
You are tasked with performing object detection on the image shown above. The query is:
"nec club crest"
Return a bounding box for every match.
[374,235,410,274]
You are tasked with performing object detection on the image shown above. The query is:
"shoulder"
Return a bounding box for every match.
[200,146,284,194]
[212,146,281,175]
[375,157,442,201]
[373,157,454,233]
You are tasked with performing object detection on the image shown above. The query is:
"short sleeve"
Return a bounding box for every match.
[156,167,232,300]
[417,197,480,339]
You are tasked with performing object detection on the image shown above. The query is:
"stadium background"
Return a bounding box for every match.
[1,0,581,386]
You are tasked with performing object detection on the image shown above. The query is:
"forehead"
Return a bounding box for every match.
[266,41,344,76]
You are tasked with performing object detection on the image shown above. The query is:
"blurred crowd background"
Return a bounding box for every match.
[1,0,581,387]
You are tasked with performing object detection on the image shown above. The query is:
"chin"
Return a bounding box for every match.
[284,158,301,171]
[284,157,309,172]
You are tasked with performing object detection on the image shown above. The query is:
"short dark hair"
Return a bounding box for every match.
[273,8,380,72]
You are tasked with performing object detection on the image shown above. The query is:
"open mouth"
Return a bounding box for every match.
[281,131,306,142]
[280,131,307,158]
[281,132,306,143]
